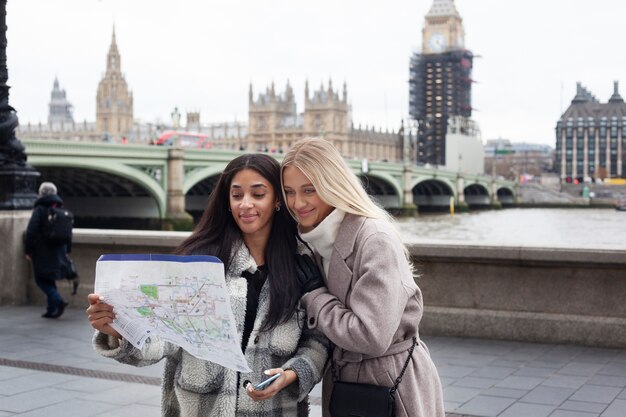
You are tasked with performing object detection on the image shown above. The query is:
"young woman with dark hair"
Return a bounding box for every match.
[86,153,328,417]
[174,153,301,331]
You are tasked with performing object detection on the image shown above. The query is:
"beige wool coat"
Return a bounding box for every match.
[301,213,445,417]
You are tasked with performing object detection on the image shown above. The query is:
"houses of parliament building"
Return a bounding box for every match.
[247,80,401,161]
[18,28,403,163]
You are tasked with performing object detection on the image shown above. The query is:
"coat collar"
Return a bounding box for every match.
[327,213,367,303]
[332,213,367,259]
[34,194,63,207]
[226,240,257,278]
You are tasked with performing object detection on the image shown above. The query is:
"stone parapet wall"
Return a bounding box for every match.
[410,239,626,347]
[0,212,32,305]
[23,229,626,347]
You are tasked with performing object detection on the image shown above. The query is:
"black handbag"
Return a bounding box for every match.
[329,337,417,417]
[63,254,80,295]
[64,254,78,280]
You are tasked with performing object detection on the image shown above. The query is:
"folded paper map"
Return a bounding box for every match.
[95,254,251,372]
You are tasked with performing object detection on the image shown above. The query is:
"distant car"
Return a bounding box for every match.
[616,196,626,211]
[156,131,213,149]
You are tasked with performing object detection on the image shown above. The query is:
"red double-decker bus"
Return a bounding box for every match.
[155,131,213,149]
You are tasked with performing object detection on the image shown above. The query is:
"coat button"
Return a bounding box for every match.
[309,317,315,325]
[254,335,260,344]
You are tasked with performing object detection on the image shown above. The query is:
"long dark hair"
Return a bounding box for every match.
[174,154,300,331]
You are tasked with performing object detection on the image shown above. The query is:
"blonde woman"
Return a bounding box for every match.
[281,137,445,417]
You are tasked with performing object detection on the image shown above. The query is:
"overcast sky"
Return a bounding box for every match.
[6,0,626,146]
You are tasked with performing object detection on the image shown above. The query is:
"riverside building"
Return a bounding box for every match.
[556,81,626,182]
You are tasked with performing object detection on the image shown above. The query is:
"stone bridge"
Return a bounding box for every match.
[23,139,517,223]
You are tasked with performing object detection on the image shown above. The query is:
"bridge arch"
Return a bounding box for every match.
[464,183,491,208]
[31,161,166,219]
[183,165,229,195]
[184,166,228,217]
[357,172,402,208]
[497,187,515,206]
[412,178,455,209]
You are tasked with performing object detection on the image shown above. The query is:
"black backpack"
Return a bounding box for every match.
[42,205,74,245]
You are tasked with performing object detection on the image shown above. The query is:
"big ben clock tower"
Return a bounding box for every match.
[422,0,465,54]
[409,0,482,173]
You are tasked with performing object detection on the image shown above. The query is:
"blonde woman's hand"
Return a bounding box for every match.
[86,293,122,339]
[245,368,298,402]
[294,254,325,296]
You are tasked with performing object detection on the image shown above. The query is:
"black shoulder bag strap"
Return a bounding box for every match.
[390,336,417,394]
[332,336,418,392]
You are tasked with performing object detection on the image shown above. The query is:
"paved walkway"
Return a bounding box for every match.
[1,305,625,416]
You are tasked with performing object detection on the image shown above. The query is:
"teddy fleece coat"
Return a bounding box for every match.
[301,213,446,417]
[93,242,329,417]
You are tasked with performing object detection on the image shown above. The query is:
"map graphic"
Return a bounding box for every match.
[95,254,250,372]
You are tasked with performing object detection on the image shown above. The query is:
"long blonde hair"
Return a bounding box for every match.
[281,137,413,264]
[281,137,390,220]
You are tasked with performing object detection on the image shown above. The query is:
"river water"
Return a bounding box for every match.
[395,208,626,248]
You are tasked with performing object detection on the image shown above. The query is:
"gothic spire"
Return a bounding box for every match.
[107,26,121,74]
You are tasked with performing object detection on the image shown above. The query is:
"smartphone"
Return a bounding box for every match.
[254,373,281,390]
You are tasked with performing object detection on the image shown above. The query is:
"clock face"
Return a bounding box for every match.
[428,33,447,53]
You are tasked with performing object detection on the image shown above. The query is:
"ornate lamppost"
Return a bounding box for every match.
[0,0,40,305]
[0,0,39,209]
[399,119,418,217]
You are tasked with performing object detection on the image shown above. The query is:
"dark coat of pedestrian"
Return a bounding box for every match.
[25,182,71,318]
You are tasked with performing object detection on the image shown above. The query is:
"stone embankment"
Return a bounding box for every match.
[518,183,584,204]
[518,182,624,207]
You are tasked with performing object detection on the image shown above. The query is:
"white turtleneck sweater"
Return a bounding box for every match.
[299,208,346,277]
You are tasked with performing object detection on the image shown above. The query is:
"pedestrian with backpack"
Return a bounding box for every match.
[25,182,73,318]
